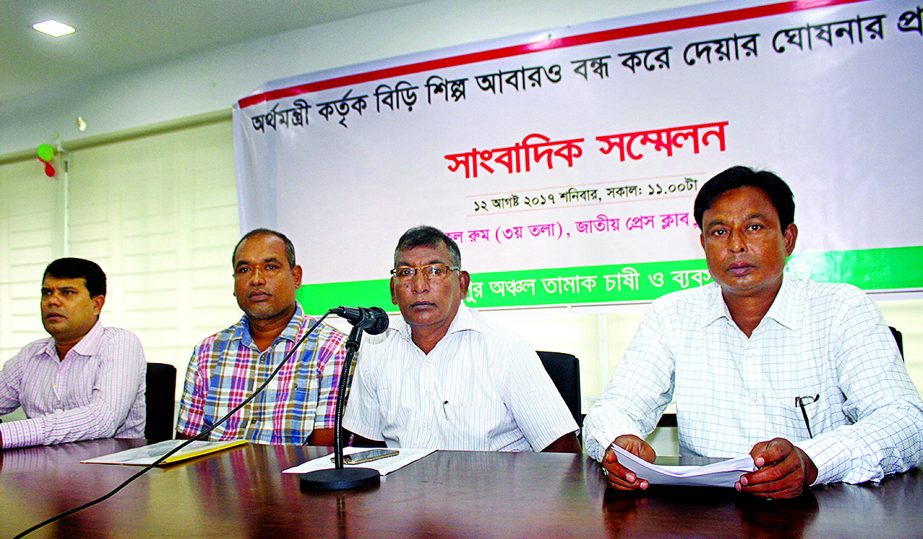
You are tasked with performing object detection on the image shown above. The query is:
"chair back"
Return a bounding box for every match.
[145,362,177,443]
[536,351,582,426]
[889,326,904,360]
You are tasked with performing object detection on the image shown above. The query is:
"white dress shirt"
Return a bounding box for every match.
[343,303,578,451]
[583,276,923,485]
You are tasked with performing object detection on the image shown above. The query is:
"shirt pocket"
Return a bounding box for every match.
[765,394,823,442]
[283,371,319,444]
[442,401,508,449]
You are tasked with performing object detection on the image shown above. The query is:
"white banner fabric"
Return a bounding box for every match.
[233,0,923,298]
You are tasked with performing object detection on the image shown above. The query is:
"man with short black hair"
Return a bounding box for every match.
[0,258,146,449]
[584,166,923,498]
[176,228,348,445]
[344,225,580,452]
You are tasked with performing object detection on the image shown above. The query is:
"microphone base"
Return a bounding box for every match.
[299,467,380,491]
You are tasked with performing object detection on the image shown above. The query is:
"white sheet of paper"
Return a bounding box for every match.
[612,444,756,488]
[282,447,435,476]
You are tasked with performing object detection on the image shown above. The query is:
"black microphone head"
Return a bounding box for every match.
[362,306,389,335]
[332,306,389,335]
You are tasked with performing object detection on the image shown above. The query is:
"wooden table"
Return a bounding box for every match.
[1,439,921,537]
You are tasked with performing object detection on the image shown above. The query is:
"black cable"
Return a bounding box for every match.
[13,312,332,538]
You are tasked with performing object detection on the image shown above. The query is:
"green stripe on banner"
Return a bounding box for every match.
[297,246,923,314]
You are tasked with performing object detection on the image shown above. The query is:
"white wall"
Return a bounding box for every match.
[0,119,239,383]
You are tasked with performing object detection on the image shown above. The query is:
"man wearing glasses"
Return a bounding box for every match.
[343,225,579,452]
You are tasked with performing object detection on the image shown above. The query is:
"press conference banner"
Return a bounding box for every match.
[233,0,923,313]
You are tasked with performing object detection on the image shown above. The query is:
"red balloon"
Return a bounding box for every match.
[44,161,56,177]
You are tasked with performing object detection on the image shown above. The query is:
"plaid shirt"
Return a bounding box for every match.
[176,303,347,444]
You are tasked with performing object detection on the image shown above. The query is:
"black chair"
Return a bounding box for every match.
[536,351,582,427]
[889,326,904,360]
[145,362,177,443]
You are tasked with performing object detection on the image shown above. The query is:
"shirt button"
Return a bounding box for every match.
[250,418,258,424]
[750,397,758,404]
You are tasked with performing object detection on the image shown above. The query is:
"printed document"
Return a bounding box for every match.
[82,439,247,466]
[283,447,435,476]
[612,444,755,488]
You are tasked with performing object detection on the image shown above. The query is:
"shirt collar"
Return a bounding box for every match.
[391,301,480,343]
[762,274,797,330]
[700,275,797,331]
[700,283,729,328]
[42,319,105,360]
[234,302,306,346]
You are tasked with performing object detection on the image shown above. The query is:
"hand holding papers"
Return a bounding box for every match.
[611,444,755,488]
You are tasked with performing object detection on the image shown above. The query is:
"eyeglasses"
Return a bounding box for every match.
[795,394,820,439]
[390,264,460,281]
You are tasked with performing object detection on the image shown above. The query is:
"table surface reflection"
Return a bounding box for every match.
[1,439,920,538]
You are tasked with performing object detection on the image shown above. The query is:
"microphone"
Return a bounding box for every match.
[330,306,389,335]
[301,306,388,491]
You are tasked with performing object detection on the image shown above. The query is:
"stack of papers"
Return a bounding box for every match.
[612,444,755,488]
[82,439,247,466]
[283,447,435,476]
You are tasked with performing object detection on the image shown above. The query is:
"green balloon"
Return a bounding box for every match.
[36,144,54,162]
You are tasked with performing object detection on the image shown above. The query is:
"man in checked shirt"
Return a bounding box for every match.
[176,229,347,445]
[584,166,923,499]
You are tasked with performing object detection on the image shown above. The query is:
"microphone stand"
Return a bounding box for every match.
[300,323,379,491]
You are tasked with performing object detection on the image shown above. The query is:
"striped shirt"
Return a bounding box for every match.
[175,303,347,445]
[583,276,923,485]
[343,303,578,451]
[0,322,146,449]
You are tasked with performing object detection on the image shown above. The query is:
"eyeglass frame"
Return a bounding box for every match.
[795,394,820,439]
[389,263,461,281]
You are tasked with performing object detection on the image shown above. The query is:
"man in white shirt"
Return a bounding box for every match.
[584,166,923,498]
[344,226,580,452]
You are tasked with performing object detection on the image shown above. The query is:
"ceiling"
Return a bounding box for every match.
[0,0,424,106]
